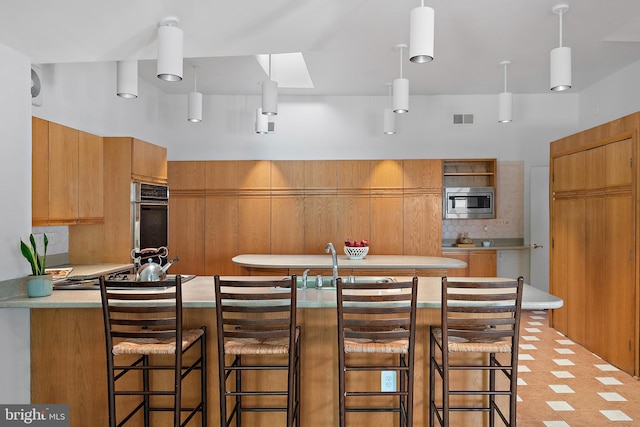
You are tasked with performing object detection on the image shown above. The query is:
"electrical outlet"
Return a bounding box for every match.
[381,370,396,392]
[494,219,510,226]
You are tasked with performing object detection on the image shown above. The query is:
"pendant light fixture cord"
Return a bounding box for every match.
[558,10,563,47]
[193,66,197,91]
[268,54,272,79]
[503,64,507,92]
[399,46,404,79]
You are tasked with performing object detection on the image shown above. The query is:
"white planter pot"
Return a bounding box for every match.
[27,274,53,298]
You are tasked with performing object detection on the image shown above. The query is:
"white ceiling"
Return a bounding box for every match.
[4,0,640,96]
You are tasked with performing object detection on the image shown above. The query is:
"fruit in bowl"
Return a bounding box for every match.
[344,239,369,247]
[344,239,369,259]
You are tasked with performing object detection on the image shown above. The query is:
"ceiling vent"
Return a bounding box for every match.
[31,65,43,106]
[453,113,474,125]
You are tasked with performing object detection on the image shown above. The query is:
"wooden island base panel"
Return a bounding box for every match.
[19,277,562,427]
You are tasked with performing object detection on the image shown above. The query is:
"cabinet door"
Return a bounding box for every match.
[77,131,103,223]
[441,250,469,277]
[48,122,79,223]
[606,138,633,187]
[32,117,49,225]
[603,194,635,373]
[550,197,585,335]
[553,152,585,192]
[169,194,205,275]
[131,138,167,183]
[468,250,497,277]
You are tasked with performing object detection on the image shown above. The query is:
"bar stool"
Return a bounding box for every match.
[99,275,207,427]
[214,275,300,426]
[429,276,524,427]
[336,277,418,427]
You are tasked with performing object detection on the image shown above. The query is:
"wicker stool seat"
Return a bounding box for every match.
[336,277,418,427]
[99,275,207,427]
[215,275,300,427]
[429,276,524,427]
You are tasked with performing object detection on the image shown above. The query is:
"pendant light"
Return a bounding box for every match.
[116,60,138,98]
[409,1,435,63]
[255,108,268,134]
[262,54,278,116]
[550,4,571,91]
[384,83,396,135]
[157,17,183,82]
[188,65,202,123]
[498,61,512,123]
[393,44,409,114]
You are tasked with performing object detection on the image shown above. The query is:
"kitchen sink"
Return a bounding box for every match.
[294,275,396,289]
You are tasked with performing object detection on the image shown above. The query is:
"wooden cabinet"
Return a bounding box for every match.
[32,118,103,225]
[31,117,49,224]
[131,138,167,183]
[443,159,496,188]
[69,137,166,264]
[168,160,444,276]
[78,131,104,222]
[550,115,637,375]
[441,250,497,277]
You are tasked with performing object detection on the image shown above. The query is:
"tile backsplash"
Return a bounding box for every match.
[442,161,523,241]
[31,225,69,255]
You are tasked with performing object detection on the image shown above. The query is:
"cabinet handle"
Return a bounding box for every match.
[532,243,544,249]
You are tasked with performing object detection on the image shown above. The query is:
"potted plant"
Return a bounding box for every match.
[20,233,52,297]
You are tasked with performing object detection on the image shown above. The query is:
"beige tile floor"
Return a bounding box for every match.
[516,310,640,426]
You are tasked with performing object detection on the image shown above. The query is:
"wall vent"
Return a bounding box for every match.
[453,113,474,125]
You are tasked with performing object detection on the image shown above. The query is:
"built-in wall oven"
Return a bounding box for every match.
[131,182,169,252]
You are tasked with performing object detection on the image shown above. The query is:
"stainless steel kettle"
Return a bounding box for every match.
[135,256,179,281]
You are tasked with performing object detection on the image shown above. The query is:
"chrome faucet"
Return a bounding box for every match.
[325,242,339,286]
[302,268,311,289]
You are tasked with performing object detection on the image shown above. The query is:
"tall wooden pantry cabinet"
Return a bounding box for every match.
[549,112,638,376]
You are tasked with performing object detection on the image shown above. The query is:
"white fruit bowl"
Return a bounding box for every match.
[344,246,369,260]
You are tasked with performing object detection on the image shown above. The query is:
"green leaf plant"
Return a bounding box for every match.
[20,233,48,276]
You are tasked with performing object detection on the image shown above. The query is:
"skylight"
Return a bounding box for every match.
[255,52,314,89]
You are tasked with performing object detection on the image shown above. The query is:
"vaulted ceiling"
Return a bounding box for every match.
[3,0,640,96]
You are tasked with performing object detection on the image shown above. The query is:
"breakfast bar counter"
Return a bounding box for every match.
[12,276,561,427]
[232,254,468,270]
[0,276,561,310]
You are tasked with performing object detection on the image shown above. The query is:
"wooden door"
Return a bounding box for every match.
[77,131,103,223]
[603,194,635,372]
[583,196,605,351]
[48,122,79,223]
[550,197,585,335]
[32,117,49,225]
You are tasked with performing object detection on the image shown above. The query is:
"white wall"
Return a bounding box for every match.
[0,43,34,403]
[579,58,640,130]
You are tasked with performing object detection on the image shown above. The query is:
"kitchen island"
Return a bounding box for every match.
[5,276,562,427]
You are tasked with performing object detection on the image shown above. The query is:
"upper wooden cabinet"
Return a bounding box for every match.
[32,117,49,224]
[32,118,104,226]
[131,138,167,183]
[443,159,496,188]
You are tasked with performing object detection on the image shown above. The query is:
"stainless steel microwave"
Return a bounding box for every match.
[443,187,495,219]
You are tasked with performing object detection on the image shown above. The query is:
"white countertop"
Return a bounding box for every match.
[0,276,562,310]
[232,254,467,269]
